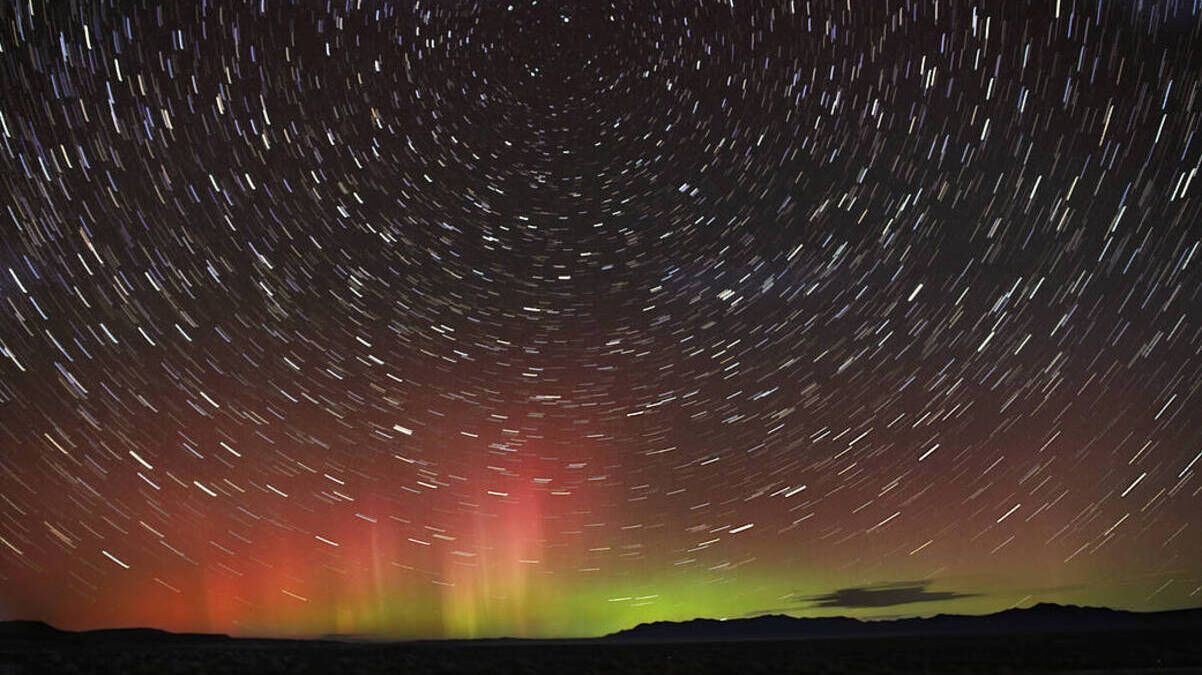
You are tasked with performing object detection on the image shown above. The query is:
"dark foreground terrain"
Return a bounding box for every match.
[2,605,1200,674]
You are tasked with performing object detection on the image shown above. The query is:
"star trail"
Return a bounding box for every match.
[0,0,1200,639]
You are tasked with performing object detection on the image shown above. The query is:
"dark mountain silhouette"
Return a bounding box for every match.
[2,606,1201,674]
[0,620,69,640]
[605,603,1202,642]
[5,603,1199,646]
[0,621,232,644]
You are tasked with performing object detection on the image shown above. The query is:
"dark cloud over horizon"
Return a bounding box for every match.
[796,581,979,609]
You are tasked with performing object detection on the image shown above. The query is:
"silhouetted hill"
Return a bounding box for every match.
[2,607,1201,674]
[5,604,1200,647]
[0,621,232,644]
[606,603,1202,642]
[0,621,69,640]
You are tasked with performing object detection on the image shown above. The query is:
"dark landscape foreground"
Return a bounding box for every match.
[2,605,1201,674]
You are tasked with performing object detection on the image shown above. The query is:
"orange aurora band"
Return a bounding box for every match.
[8,433,616,638]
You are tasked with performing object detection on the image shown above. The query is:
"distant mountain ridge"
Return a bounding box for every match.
[605,603,1202,642]
[3,604,1199,645]
[0,620,232,644]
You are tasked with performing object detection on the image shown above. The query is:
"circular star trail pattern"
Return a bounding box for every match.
[1,0,1200,638]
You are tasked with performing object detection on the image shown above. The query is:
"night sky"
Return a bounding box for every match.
[1,0,1201,639]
